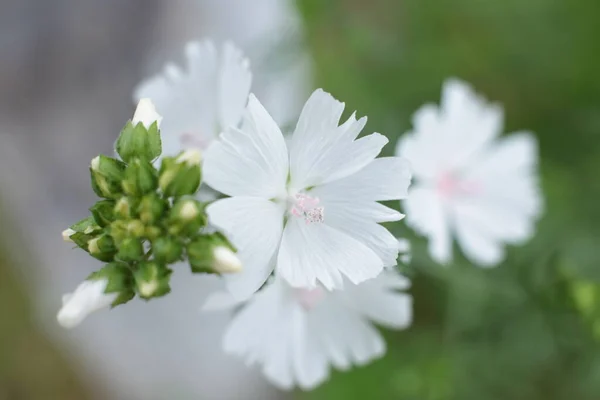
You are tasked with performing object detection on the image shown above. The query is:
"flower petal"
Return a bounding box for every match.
[207,197,285,299]
[203,94,289,198]
[453,215,504,267]
[289,89,388,188]
[403,186,453,264]
[277,218,383,290]
[218,41,252,131]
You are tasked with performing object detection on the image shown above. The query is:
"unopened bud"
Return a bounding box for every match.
[133,262,172,299]
[116,237,144,262]
[90,200,116,227]
[122,158,158,196]
[152,236,183,264]
[87,234,116,262]
[90,155,127,199]
[158,153,201,197]
[57,278,118,329]
[138,193,166,224]
[114,197,135,220]
[187,234,242,275]
[169,198,205,236]
[115,99,162,163]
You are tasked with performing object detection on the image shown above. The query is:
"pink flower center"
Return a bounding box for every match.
[294,287,326,310]
[436,171,481,198]
[180,132,211,150]
[290,193,324,224]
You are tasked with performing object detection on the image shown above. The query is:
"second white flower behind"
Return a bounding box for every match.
[204,89,412,298]
[396,79,543,266]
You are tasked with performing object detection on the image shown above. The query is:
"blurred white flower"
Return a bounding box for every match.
[134,40,251,158]
[397,237,412,265]
[396,79,542,266]
[204,270,412,390]
[57,278,117,329]
[204,89,411,298]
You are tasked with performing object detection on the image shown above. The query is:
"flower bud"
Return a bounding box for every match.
[114,197,137,220]
[158,151,202,197]
[187,234,242,274]
[89,200,116,227]
[133,261,172,299]
[88,234,116,262]
[152,236,183,264]
[116,237,144,262]
[168,198,206,236]
[115,99,162,163]
[122,158,158,196]
[138,193,167,224]
[90,155,127,199]
[57,262,134,328]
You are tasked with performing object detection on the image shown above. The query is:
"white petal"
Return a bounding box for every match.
[218,41,252,131]
[403,186,453,264]
[277,218,383,290]
[288,89,388,188]
[313,157,412,203]
[207,197,285,299]
[202,290,244,311]
[134,40,219,156]
[453,216,504,267]
[203,94,289,198]
[57,279,117,329]
[132,98,162,129]
[341,271,413,329]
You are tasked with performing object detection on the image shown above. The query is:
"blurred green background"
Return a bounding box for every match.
[297,0,600,399]
[2,0,600,399]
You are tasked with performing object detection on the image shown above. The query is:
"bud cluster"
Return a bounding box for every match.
[62,100,241,314]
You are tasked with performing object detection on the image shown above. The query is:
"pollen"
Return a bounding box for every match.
[290,193,324,224]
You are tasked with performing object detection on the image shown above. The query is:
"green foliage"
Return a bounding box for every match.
[296,0,600,398]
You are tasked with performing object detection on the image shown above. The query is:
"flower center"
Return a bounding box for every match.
[289,193,324,224]
[294,287,326,310]
[436,171,481,198]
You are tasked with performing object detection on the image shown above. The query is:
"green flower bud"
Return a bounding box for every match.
[88,262,135,307]
[87,234,116,262]
[168,197,206,236]
[90,155,126,199]
[126,220,146,238]
[138,193,167,225]
[122,158,158,196]
[133,261,172,300]
[158,150,202,197]
[152,236,183,264]
[89,200,116,227]
[187,234,242,274]
[116,237,145,262]
[115,99,162,163]
[144,226,162,240]
[114,197,137,220]
[109,219,145,242]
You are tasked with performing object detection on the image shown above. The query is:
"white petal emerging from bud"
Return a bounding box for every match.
[132,98,163,129]
[88,237,101,254]
[57,279,117,329]
[180,201,199,221]
[213,246,242,273]
[62,228,76,242]
[90,156,100,171]
[176,149,203,166]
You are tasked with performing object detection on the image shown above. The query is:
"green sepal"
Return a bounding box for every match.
[138,193,167,225]
[69,216,99,234]
[133,261,173,300]
[90,155,126,199]
[90,200,116,227]
[114,196,138,220]
[88,262,135,307]
[122,158,158,196]
[115,121,161,163]
[70,231,97,251]
[88,234,117,262]
[116,237,145,262]
[158,156,201,197]
[186,233,234,274]
[152,236,183,264]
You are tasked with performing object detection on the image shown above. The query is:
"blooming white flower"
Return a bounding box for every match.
[396,79,542,266]
[203,270,412,390]
[204,89,411,298]
[134,40,251,158]
[57,278,117,329]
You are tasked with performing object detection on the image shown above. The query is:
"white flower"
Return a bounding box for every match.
[204,271,412,390]
[57,279,117,329]
[396,79,543,266]
[204,89,411,298]
[397,237,412,265]
[132,98,162,129]
[134,40,251,158]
